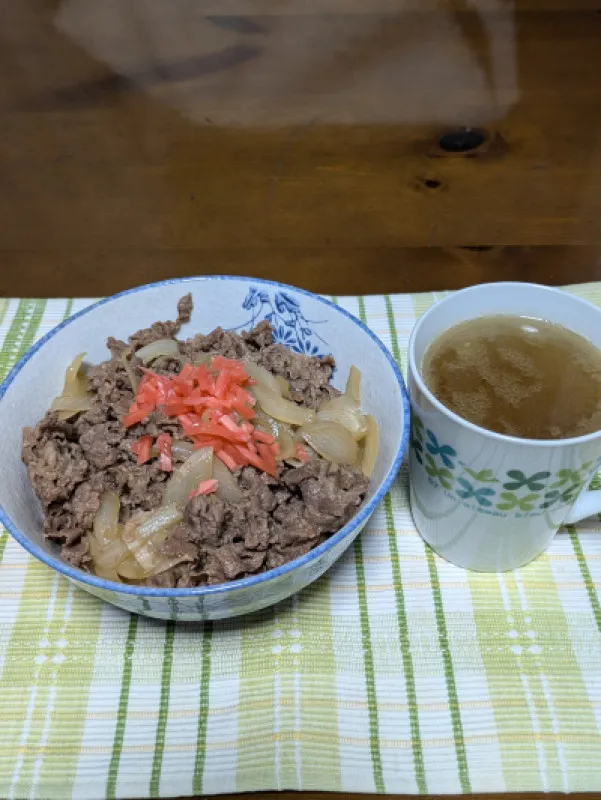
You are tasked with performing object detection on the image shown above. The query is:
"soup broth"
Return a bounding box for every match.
[422,315,601,439]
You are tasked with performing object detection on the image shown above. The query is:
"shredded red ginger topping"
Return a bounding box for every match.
[189,479,219,498]
[295,442,310,463]
[123,356,280,477]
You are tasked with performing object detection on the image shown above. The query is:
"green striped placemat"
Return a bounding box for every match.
[1,285,601,799]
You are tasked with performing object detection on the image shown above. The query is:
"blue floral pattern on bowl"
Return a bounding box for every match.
[233,287,329,356]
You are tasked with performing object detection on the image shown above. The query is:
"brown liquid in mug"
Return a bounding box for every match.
[422,315,601,439]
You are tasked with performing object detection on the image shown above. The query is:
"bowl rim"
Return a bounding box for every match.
[0,275,410,598]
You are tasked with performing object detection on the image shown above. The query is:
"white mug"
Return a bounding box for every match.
[407,282,601,572]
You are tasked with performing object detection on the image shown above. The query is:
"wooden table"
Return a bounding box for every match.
[2,1,601,798]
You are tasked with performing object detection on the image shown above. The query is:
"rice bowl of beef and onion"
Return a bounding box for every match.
[0,277,409,620]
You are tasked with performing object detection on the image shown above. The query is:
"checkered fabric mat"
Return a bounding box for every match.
[1,285,601,798]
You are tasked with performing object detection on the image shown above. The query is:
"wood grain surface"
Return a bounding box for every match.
[2,2,601,799]
[2,0,601,299]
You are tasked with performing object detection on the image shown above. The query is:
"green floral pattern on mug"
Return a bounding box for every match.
[552,465,593,486]
[464,467,498,483]
[411,415,425,465]
[502,470,550,492]
[425,430,457,469]
[425,454,454,490]
[496,492,540,512]
[410,412,601,516]
[456,479,496,507]
[540,486,581,509]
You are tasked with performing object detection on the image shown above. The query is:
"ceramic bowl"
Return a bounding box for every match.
[0,277,409,620]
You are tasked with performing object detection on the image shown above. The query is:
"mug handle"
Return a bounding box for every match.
[564,489,601,524]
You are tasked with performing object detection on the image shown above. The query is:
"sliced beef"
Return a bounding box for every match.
[62,536,91,569]
[185,495,227,548]
[273,498,323,545]
[225,500,271,552]
[79,421,123,469]
[177,293,193,325]
[23,413,76,444]
[106,462,168,516]
[239,467,288,514]
[281,458,325,488]
[159,524,200,563]
[302,463,368,529]
[23,417,89,506]
[139,410,182,440]
[185,487,273,556]
[183,327,254,362]
[74,405,111,434]
[256,344,338,409]
[86,360,134,413]
[149,356,183,375]
[68,475,105,529]
[123,294,191,353]
[185,319,273,360]
[172,563,212,589]
[145,562,198,589]
[129,321,180,351]
[44,506,82,544]
[44,505,90,568]
[183,321,335,409]
[23,294,370,588]
[265,538,324,571]
[242,320,274,350]
[106,336,129,359]
[206,543,266,583]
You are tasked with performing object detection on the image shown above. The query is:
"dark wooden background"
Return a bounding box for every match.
[2,1,601,798]
[2,0,601,300]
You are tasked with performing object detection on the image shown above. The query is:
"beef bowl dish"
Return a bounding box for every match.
[0,277,409,620]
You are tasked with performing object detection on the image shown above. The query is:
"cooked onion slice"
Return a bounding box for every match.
[300,420,359,465]
[362,414,379,477]
[253,408,280,436]
[135,338,181,364]
[276,375,290,397]
[254,410,296,461]
[94,537,127,566]
[93,492,121,545]
[53,352,93,420]
[192,352,213,366]
[122,504,184,569]
[64,352,88,393]
[345,365,362,405]
[121,348,140,392]
[170,440,195,460]
[243,361,283,396]
[88,492,128,579]
[162,447,213,508]
[93,565,121,582]
[117,552,192,580]
[317,395,368,441]
[89,537,128,578]
[252,385,315,426]
[136,504,184,541]
[115,554,148,581]
[116,549,191,580]
[88,533,127,580]
[275,425,295,461]
[213,458,243,503]
[51,396,94,415]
